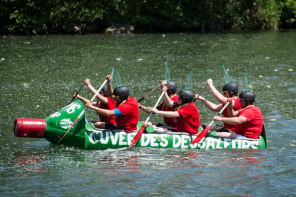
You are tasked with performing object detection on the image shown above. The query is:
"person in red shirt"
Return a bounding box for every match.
[213,91,263,139]
[84,75,139,133]
[151,84,200,135]
[75,78,116,129]
[139,80,178,128]
[194,79,242,132]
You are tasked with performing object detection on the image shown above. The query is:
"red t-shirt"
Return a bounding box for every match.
[157,95,178,128]
[222,97,242,131]
[115,97,139,133]
[176,102,200,135]
[236,105,263,139]
[99,97,116,125]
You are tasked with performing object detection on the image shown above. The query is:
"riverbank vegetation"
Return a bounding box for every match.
[1,0,295,34]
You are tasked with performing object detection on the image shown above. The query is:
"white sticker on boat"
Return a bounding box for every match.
[50,112,61,118]
[88,132,99,144]
[60,118,73,129]
[66,103,81,114]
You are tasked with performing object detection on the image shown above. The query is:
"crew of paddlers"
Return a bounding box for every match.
[75,74,263,140]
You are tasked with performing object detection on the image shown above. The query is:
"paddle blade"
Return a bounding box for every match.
[164,62,171,82]
[129,124,146,148]
[115,67,122,87]
[191,126,210,144]
[221,64,231,84]
[185,69,192,90]
[110,66,115,85]
[243,70,249,91]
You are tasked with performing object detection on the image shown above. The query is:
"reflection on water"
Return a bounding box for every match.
[13,153,46,177]
[1,31,296,196]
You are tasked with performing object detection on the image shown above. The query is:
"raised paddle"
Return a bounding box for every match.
[193,83,208,102]
[58,67,115,143]
[191,101,230,144]
[138,62,171,102]
[185,69,192,90]
[222,64,231,84]
[129,90,166,148]
[137,84,161,103]
[164,62,171,82]
[68,83,86,104]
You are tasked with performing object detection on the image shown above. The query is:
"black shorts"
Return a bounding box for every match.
[105,123,117,130]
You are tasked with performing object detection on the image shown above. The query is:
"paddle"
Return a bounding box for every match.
[114,66,123,87]
[137,84,161,103]
[221,64,231,83]
[129,90,166,148]
[137,61,170,103]
[58,67,115,143]
[68,83,86,104]
[164,62,171,82]
[193,83,208,102]
[185,69,192,90]
[191,101,230,144]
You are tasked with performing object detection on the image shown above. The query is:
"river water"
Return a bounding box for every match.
[1,31,295,196]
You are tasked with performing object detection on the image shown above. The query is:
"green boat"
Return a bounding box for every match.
[14,100,267,150]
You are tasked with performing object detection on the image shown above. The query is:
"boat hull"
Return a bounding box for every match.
[14,100,267,150]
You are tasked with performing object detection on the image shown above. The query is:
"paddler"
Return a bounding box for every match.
[213,91,263,139]
[139,80,179,129]
[194,79,242,133]
[75,78,116,129]
[150,81,200,135]
[80,75,139,133]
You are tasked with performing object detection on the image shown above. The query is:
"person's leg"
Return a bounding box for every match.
[216,127,235,133]
[151,123,177,132]
[94,122,106,129]
[216,132,237,138]
[95,122,116,129]
[201,122,221,131]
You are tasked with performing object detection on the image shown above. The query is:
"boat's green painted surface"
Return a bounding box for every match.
[43,100,266,150]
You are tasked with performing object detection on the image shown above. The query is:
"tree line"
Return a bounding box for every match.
[1,0,295,35]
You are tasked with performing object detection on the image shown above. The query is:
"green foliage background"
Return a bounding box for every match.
[1,0,295,34]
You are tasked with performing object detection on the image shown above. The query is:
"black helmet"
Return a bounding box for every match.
[239,91,255,103]
[223,82,238,95]
[167,81,177,93]
[113,86,129,97]
[178,89,194,102]
[101,84,113,92]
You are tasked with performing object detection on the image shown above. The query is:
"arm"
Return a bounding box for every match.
[85,78,108,104]
[227,99,239,117]
[76,94,97,106]
[161,83,174,108]
[213,115,248,125]
[152,108,180,118]
[207,79,228,104]
[139,104,153,113]
[106,75,114,99]
[194,94,222,112]
[85,101,115,117]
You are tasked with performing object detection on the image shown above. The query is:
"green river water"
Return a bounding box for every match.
[1,31,295,196]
